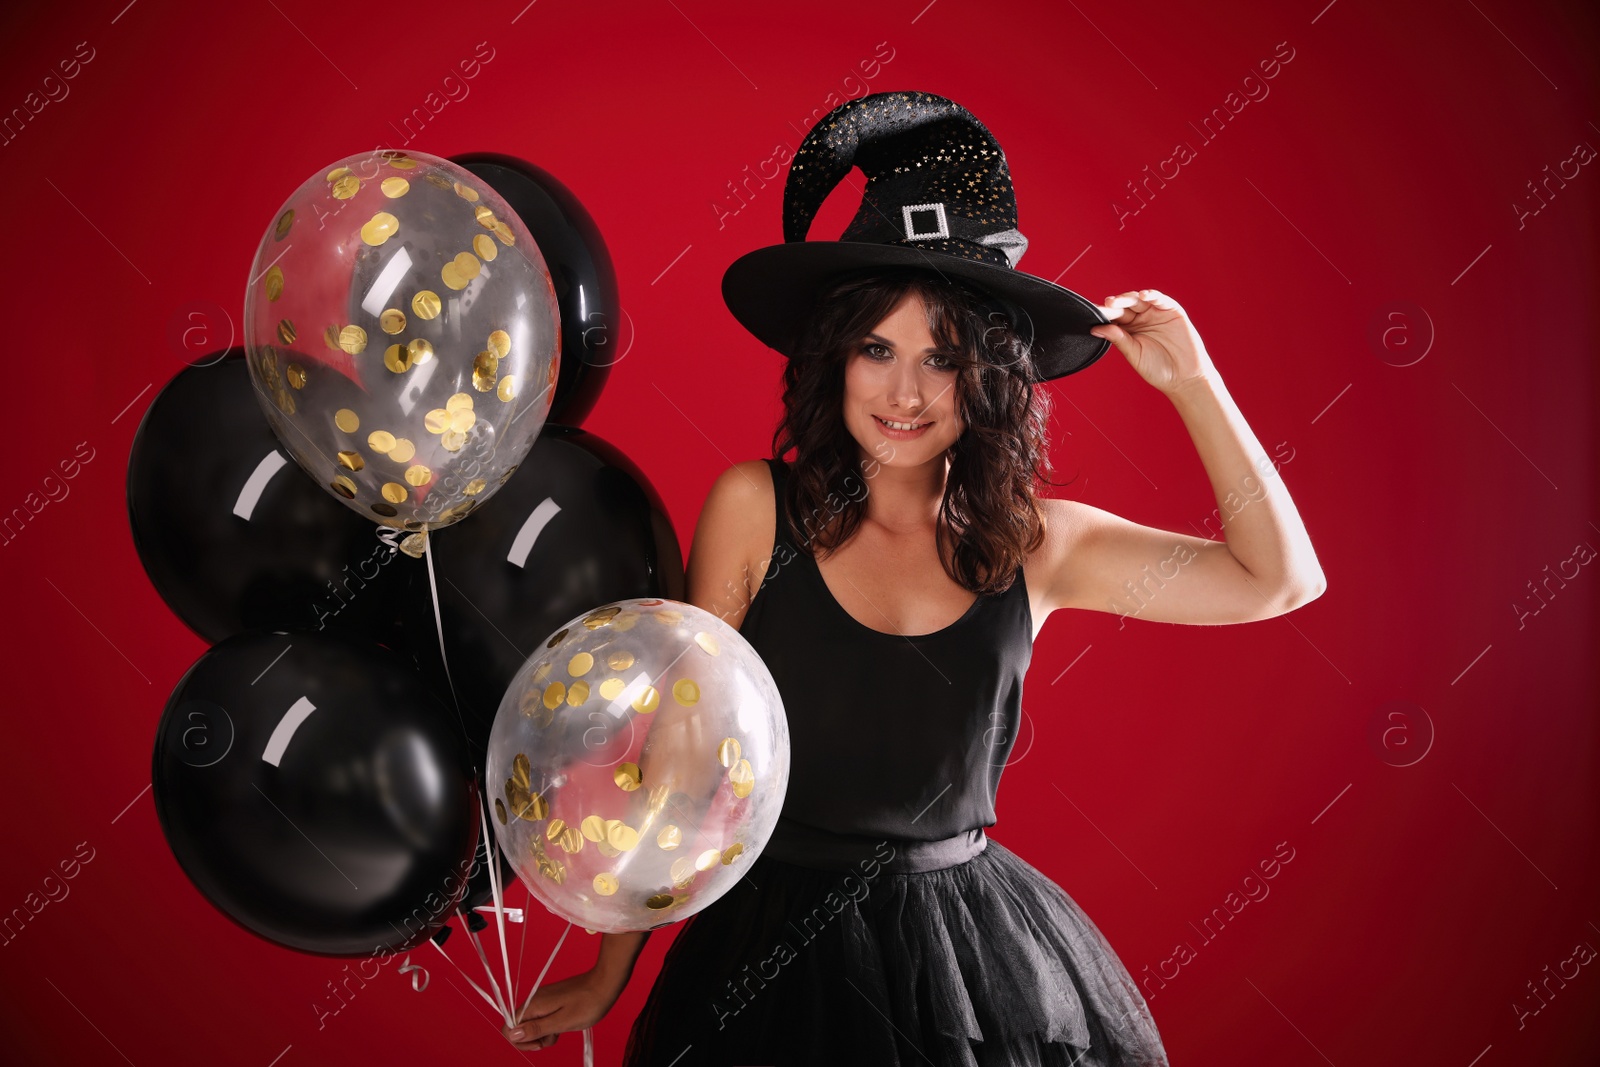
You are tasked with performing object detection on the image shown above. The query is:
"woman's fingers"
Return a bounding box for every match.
[1098,289,1179,323]
[505,997,564,1050]
[505,1019,562,1052]
[1101,291,1148,320]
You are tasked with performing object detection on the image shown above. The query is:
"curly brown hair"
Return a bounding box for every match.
[769,266,1071,595]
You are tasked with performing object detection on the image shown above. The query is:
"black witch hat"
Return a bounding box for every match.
[721,90,1110,383]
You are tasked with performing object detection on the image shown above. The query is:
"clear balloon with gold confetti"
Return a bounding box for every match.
[486,598,790,933]
[243,148,560,536]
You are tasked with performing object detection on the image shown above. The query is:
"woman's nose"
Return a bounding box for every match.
[888,363,924,407]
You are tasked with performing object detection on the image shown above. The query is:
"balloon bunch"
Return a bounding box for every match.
[131,149,789,1056]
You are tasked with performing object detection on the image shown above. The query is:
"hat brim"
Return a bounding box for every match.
[721,241,1112,382]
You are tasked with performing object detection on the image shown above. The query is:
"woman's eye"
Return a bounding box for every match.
[863,343,890,359]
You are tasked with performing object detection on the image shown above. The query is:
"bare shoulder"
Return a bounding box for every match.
[686,460,777,629]
[1025,496,1083,618]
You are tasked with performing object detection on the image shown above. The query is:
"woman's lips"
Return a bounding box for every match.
[873,414,932,439]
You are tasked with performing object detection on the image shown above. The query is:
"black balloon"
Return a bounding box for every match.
[397,425,684,759]
[152,630,480,957]
[127,350,416,644]
[453,153,620,427]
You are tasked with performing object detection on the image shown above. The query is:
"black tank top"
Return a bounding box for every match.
[739,457,1035,843]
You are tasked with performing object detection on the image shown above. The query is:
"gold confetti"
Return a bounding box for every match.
[360,211,399,245]
[520,790,549,821]
[729,759,754,799]
[613,763,641,791]
[473,351,498,391]
[412,290,441,320]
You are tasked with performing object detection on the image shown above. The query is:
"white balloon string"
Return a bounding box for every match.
[478,789,518,1023]
[426,936,503,1016]
[516,878,532,991]
[518,920,573,1018]
[422,530,472,755]
[457,906,512,1025]
[583,1026,595,1067]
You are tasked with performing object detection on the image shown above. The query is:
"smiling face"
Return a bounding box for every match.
[840,289,966,467]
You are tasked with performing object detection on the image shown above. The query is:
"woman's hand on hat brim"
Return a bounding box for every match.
[1090,289,1217,394]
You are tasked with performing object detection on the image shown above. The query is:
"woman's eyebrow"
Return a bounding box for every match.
[862,331,953,355]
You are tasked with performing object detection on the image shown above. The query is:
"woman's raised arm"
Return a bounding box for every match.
[1041,289,1325,626]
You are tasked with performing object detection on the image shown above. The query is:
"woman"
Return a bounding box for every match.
[503,92,1325,1064]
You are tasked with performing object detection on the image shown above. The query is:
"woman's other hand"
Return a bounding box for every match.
[1091,289,1217,394]
[502,966,627,1053]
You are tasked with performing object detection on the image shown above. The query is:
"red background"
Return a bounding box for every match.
[2,0,1597,1064]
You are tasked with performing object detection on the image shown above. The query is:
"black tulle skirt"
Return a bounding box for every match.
[621,831,1169,1066]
